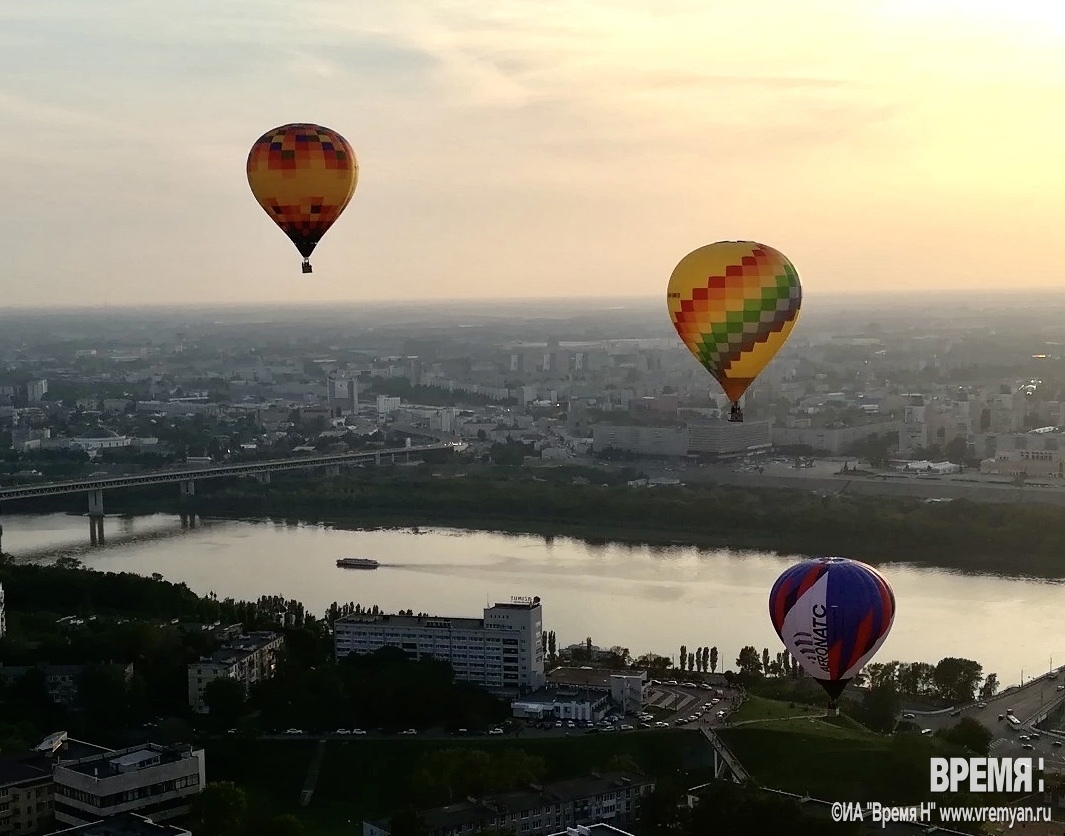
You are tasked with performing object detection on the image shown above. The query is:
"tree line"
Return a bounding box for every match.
[97,466,1065,579]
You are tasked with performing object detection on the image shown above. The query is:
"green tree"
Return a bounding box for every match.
[189,782,247,836]
[936,717,993,756]
[710,646,718,673]
[633,653,671,676]
[203,677,248,728]
[933,657,983,704]
[78,664,130,731]
[389,808,426,836]
[603,753,641,773]
[636,779,690,836]
[736,646,762,677]
[858,683,901,733]
[979,672,1000,699]
[254,814,306,836]
[679,645,687,672]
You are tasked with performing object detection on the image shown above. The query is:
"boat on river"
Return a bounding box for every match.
[336,558,379,569]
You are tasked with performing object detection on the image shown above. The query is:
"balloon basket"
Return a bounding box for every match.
[728,404,744,423]
[302,261,313,274]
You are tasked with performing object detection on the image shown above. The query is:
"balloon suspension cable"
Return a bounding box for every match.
[301,259,313,274]
[728,402,743,423]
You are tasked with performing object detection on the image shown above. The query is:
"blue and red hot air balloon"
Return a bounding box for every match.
[769,557,895,706]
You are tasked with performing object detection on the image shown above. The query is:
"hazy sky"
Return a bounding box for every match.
[3,0,1065,308]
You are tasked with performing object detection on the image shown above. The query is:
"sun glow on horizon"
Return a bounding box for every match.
[1,0,1065,307]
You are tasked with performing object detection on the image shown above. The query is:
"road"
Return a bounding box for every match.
[903,669,1065,766]
[214,684,746,744]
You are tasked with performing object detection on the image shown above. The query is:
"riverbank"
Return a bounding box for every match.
[7,473,1065,578]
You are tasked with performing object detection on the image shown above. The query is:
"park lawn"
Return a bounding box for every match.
[729,695,823,724]
[721,722,893,799]
[721,715,969,802]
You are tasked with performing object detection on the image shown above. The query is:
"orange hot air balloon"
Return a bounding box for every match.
[667,241,802,422]
[246,123,359,273]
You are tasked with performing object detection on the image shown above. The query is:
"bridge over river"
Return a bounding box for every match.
[0,442,451,549]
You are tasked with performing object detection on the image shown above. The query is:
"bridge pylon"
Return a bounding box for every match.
[87,490,105,546]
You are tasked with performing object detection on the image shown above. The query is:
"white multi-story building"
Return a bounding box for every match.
[335,597,546,692]
[53,744,205,826]
[187,632,283,713]
[0,581,6,639]
[376,395,401,418]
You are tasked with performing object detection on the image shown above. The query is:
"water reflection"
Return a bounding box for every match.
[1,512,1062,685]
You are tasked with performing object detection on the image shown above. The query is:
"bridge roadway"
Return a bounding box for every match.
[0,443,451,503]
[905,668,1065,768]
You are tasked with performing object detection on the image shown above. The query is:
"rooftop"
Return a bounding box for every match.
[548,827,634,836]
[57,743,199,778]
[513,686,612,706]
[0,752,51,788]
[192,631,281,668]
[547,668,647,689]
[337,613,487,630]
[52,813,191,835]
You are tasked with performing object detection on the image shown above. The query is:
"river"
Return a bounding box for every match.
[1,512,1057,687]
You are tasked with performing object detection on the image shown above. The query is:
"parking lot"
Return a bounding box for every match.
[247,681,745,743]
[643,679,743,729]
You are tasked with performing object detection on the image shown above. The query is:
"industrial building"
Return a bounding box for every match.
[334,597,546,692]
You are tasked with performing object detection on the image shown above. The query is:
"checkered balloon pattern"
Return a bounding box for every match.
[666,241,801,402]
[247,123,359,259]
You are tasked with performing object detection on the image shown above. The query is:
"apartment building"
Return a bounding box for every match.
[187,631,283,713]
[53,744,205,827]
[335,597,545,692]
[0,753,53,835]
[0,664,134,707]
[362,771,653,836]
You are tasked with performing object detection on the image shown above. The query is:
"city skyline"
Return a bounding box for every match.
[4,1,1065,307]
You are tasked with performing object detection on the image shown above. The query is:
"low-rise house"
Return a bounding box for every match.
[362,771,653,836]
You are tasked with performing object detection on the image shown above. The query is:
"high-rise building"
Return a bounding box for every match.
[335,597,546,693]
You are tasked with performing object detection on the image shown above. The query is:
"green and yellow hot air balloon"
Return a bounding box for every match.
[666,241,802,422]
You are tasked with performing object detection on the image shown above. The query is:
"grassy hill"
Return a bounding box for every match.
[721,702,969,803]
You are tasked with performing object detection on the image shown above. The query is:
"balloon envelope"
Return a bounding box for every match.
[246,123,358,262]
[768,557,895,700]
[666,241,801,403]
